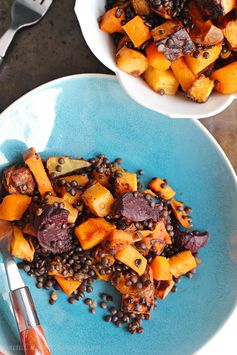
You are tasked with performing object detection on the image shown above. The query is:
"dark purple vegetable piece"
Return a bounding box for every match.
[34,205,72,254]
[111,192,159,222]
[174,229,209,253]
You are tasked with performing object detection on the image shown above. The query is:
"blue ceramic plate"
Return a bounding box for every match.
[0,75,237,355]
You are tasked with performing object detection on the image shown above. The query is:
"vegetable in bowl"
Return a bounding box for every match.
[99,0,237,103]
[0,147,209,334]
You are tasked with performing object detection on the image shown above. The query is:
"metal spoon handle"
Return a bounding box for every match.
[11,287,51,355]
[0,27,17,62]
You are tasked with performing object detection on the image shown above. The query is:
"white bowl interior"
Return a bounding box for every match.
[75,0,236,119]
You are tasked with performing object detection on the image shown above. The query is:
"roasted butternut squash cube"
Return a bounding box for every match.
[144,67,179,95]
[54,174,88,208]
[116,46,149,76]
[145,42,171,70]
[115,171,137,195]
[0,194,32,221]
[122,15,151,48]
[155,280,175,299]
[82,182,114,217]
[151,21,195,61]
[54,275,81,296]
[11,226,35,262]
[211,61,237,94]
[115,244,147,276]
[223,16,237,50]
[44,195,78,224]
[24,148,55,197]
[131,0,150,15]
[103,229,140,253]
[171,199,192,228]
[169,251,197,277]
[196,0,236,19]
[149,177,176,200]
[186,74,214,103]
[171,57,196,92]
[151,256,172,281]
[74,217,115,250]
[185,43,222,74]
[188,2,223,46]
[99,7,125,33]
[92,168,110,187]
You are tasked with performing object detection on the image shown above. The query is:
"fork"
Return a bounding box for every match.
[0,0,53,64]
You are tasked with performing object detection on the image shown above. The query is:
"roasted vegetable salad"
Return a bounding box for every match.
[0,148,209,334]
[99,0,237,102]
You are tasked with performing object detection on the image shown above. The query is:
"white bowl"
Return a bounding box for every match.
[74,0,237,119]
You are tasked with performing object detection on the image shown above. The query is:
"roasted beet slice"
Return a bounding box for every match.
[111,192,159,222]
[173,229,209,253]
[34,205,72,254]
[151,20,195,61]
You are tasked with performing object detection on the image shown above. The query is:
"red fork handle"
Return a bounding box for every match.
[20,325,51,355]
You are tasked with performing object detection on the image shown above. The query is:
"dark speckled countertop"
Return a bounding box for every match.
[0,0,236,172]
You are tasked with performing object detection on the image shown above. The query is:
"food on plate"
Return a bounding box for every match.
[0,148,209,334]
[99,0,237,102]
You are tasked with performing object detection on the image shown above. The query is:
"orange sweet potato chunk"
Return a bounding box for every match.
[151,256,172,281]
[100,7,125,34]
[145,42,171,70]
[0,194,32,221]
[75,217,115,250]
[115,244,147,276]
[155,280,175,299]
[24,147,55,197]
[116,46,149,76]
[149,178,176,200]
[11,226,35,262]
[171,57,196,92]
[211,61,237,94]
[185,43,222,75]
[186,74,214,103]
[122,15,151,48]
[169,251,197,277]
[54,275,81,296]
[171,199,192,228]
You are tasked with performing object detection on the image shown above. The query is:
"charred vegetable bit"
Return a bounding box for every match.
[0,148,209,335]
[99,0,237,102]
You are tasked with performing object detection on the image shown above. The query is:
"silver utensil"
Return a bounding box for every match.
[0,221,51,355]
[0,0,53,64]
